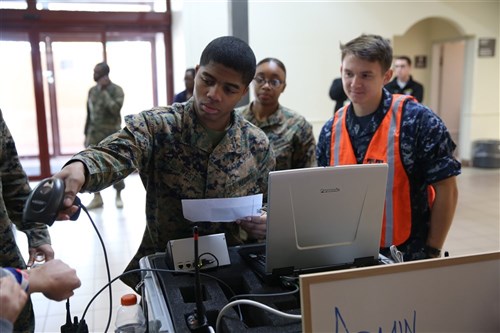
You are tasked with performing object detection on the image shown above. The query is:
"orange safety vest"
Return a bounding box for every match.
[329,94,434,247]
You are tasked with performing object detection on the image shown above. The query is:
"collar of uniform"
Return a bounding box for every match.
[246,102,284,127]
[264,104,285,127]
[180,100,243,154]
[382,88,395,112]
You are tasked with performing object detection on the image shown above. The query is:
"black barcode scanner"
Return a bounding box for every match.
[23,178,81,226]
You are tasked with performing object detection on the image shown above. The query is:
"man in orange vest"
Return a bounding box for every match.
[316,34,461,261]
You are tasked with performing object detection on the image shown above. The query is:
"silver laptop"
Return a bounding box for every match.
[239,164,388,282]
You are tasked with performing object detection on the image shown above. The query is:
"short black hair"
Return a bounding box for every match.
[395,55,412,66]
[199,36,256,85]
[257,57,287,77]
[340,34,393,73]
[186,68,195,77]
[96,62,110,75]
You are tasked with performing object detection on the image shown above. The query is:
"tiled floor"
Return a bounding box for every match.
[16,174,147,332]
[14,166,499,332]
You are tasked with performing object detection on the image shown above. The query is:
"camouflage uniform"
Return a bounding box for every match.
[0,110,51,332]
[316,89,461,260]
[84,81,125,191]
[237,103,316,170]
[70,99,275,289]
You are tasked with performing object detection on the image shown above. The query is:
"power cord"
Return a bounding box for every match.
[76,266,303,332]
[215,299,302,333]
[75,267,239,332]
[69,202,113,333]
[228,283,299,302]
[226,275,300,325]
[199,252,220,268]
[60,299,88,333]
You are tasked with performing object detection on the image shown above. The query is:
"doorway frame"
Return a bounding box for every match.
[0,1,173,180]
[391,16,474,164]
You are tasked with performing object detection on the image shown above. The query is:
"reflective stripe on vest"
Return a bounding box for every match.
[329,95,413,247]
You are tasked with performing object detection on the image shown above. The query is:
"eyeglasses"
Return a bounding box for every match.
[253,77,283,88]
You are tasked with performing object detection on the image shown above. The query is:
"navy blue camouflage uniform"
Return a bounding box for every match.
[69,99,275,289]
[316,89,461,260]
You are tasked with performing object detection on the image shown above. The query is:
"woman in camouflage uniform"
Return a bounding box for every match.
[237,57,317,170]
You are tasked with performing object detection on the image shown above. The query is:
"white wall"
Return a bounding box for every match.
[173,0,500,160]
[171,0,229,96]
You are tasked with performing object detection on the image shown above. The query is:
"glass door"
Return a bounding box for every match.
[0,33,43,176]
[1,32,165,178]
[40,34,104,160]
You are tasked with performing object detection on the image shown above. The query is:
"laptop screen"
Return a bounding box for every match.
[264,164,388,274]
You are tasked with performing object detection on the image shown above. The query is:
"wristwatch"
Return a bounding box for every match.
[425,245,441,258]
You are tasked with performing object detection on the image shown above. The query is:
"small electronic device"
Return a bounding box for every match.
[166,233,231,272]
[23,177,81,226]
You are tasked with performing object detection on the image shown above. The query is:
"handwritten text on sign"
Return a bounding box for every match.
[334,307,417,333]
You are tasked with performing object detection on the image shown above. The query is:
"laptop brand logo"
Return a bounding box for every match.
[320,187,340,193]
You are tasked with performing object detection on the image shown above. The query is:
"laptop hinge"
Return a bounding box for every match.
[353,256,379,267]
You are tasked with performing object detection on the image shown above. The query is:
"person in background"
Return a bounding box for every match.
[54,36,275,290]
[329,77,348,112]
[0,259,81,333]
[384,55,424,103]
[0,108,56,332]
[316,34,460,262]
[173,68,195,103]
[84,62,126,210]
[237,57,316,170]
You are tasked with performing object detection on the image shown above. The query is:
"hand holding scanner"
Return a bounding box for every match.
[23,178,81,226]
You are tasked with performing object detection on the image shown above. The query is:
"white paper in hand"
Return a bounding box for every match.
[182,194,263,222]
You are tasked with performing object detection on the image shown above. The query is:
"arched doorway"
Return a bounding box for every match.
[391,17,471,161]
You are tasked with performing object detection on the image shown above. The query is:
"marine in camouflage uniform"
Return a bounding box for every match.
[0,110,52,332]
[85,81,124,146]
[237,104,316,170]
[237,57,316,171]
[316,88,461,260]
[84,62,125,206]
[70,99,275,289]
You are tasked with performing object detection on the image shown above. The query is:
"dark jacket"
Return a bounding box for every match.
[329,78,348,112]
[385,76,424,103]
